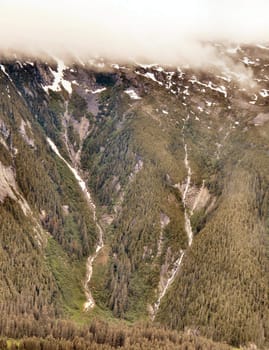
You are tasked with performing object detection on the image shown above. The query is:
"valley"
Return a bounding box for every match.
[1,43,269,348]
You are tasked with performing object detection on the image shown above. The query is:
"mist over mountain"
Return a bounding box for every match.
[2,1,269,350]
[1,0,269,64]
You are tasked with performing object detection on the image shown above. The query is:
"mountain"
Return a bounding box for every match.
[1,43,269,348]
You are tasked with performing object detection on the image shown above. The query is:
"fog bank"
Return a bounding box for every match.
[1,0,269,65]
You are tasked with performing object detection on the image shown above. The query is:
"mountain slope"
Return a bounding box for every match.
[1,44,269,347]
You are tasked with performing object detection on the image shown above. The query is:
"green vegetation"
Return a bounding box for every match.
[157,109,269,348]
[45,238,88,321]
[0,72,97,336]
[69,92,87,120]
[81,87,189,319]
[2,54,269,349]
[0,321,232,349]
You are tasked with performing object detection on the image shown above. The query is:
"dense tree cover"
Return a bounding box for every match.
[158,115,269,348]
[0,71,97,324]
[0,320,232,350]
[81,88,189,319]
[1,55,269,350]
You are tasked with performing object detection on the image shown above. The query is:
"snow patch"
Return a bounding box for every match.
[89,87,107,94]
[135,71,163,85]
[44,58,72,94]
[0,65,13,83]
[124,89,141,100]
[259,89,269,98]
[241,57,256,65]
[189,77,227,98]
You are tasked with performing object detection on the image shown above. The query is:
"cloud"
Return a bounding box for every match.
[0,0,269,65]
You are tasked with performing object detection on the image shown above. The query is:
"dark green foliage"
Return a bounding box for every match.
[95,73,116,86]
[0,196,59,324]
[158,123,269,348]
[2,54,269,349]
[0,71,97,329]
[69,92,87,120]
[47,90,65,117]
[0,320,232,350]
[67,125,80,152]
[0,142,12,166]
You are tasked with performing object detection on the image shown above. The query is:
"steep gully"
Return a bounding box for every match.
[153,115,194,318]
[47,114,194,314]
[47,138,104,310]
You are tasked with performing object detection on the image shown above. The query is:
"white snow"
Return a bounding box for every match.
[0,65,12,82]
[16,61,23,68]
[188,76,227,98]
[216,75,231,83]
[241,57,256,65]
[111,63,128,70]
[177,67,184,79]
[260,89,269,98]
[90,87,107,94]
[135,71,163,85]
[124,89,141,100]
[155,66,164,72]
[208,82,227,98]
[216,75,232,83]
[44,58,72,95]
[61,80,72,94]
[144,72,161,84]
[183,87,190,95]
[138,63,157,69]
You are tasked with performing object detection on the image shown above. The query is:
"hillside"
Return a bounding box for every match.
[0,43,269,348]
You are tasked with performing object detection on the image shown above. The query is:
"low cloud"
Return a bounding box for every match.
[0,0,269,65]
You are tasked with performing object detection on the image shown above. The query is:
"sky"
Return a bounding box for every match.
[1,0,269,63]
